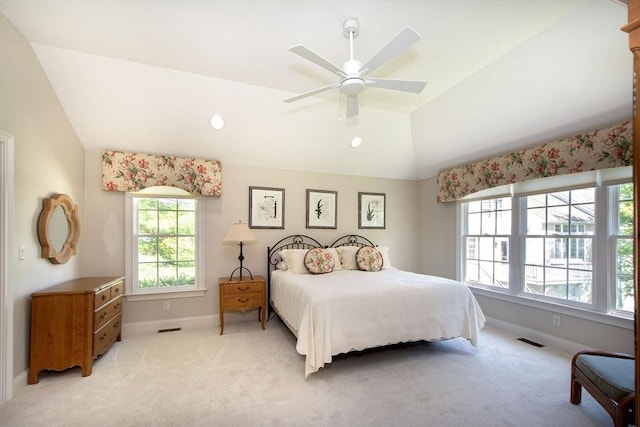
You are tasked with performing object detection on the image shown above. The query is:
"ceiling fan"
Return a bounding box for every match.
[284,18,427,118]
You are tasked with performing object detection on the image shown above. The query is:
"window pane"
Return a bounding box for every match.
[178,211,196,235]
[468,212,481,235]
[527,194,546,208]
[548,191,569,206]
[547,206,569,233]
[527,208,546,235]
[159,262,177,286]
[468,200,481,213]
[568,269,591,303]
[619,201,633,235]
[158,236,177,261]
[138,237,158,262]
[159,211,177,234]
[544,267,567,298]
[466,237,478,260]
[571,188,595,204]
[178,262,196,285]
[616,238,634,311]
[138,263,157,288]
[481,212,496,235]
[139,209,158,234]
[478,237,494,261]
[496,210,511,235]
[525,238,544,266]
[177,236,195,260]
[465,259,479,282]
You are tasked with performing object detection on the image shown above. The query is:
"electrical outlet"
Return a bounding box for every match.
[552,315,560,327]
[162,300,170,311]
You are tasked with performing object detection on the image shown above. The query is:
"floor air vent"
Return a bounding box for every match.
[517,338,545,348]
[157,327,182,333]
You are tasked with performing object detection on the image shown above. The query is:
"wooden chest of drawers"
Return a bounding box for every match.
[218,275,265,335]
[28,276,124,384]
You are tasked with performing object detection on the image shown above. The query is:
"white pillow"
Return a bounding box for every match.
[326,247,342,271]
[377,246,393,269]
[336,246,359,270]
[279,249,310,274]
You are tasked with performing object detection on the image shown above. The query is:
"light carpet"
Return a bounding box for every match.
[0,318,613,427]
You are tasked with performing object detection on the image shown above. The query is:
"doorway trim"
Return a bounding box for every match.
[0,130,15,405]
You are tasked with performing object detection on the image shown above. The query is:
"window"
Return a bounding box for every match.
[463,197,511,288]
[125,187,205,299]
[524,188,594,303]
[460,177,634,317]
[613,183,634,312]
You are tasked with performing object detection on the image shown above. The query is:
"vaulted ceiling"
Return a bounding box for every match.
[0,0,631,180]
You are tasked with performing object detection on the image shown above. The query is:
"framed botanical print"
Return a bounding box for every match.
[306,189,337,229]
[358,192,385,229]
[249,186,285,229]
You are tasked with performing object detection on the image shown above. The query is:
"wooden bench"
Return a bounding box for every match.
[570,350,635,427]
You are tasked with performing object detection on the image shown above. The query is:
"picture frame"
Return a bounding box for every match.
[306,189,337,229]
[358,192,386,229]
[249,186,285,229]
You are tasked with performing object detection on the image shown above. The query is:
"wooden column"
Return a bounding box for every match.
[622,0,640,420]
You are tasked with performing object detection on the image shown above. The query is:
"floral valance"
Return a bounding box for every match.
[101,150,222,196]
[436,121,631,203]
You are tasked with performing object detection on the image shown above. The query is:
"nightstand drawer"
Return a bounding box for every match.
[222,281,263,295]
[223,293,263,310]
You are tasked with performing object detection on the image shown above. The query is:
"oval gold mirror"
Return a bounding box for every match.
[37,193,80,264]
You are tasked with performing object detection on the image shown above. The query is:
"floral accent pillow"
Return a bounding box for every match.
[304,248,335,274]
[356,246,383,272]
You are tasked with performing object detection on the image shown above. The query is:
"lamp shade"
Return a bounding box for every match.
[223,221,257,243]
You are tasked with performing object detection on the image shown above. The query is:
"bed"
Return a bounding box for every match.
[267,234,486,377]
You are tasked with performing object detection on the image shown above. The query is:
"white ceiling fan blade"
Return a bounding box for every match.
[365,78,427,94]
[283,82,340,103]
[346,94,359,118]
[359,27,421,76]
[289,45,346,77]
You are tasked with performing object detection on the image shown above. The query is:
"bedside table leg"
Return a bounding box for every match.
[220,310,224,335]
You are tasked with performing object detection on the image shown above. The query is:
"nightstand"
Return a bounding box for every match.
[218,275,266,335]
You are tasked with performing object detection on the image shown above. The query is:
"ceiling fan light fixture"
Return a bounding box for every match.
[209,115,225,130]
[350,136,362,148]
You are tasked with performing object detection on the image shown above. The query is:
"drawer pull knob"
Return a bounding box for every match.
[101,294,107,300]
[100,312,108,319]
[238,286,250,291]
[99,333,107,340]
[114,322,120,328]
[115,303,121,309]
[238,297,250,303]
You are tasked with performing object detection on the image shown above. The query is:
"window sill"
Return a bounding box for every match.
[124,289,206,302]
[468,285,633,330]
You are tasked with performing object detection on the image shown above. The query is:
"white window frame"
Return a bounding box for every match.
[125,187,206,302]
[457,168,634,328]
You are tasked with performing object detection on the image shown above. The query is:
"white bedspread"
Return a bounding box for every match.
[271,269,486,377]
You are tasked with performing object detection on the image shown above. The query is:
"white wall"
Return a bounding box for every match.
[83,150,419,326]
[0,14,85,377]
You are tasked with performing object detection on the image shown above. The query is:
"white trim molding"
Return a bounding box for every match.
[0,130,15,405]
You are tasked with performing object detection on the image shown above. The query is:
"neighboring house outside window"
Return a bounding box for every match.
[125,186,206,300]
[460,177,634,318]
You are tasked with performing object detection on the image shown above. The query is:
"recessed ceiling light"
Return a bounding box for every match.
[350,136,362,148]
[209,115,225,130]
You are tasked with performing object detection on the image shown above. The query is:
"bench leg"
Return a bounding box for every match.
[570,375,582,404]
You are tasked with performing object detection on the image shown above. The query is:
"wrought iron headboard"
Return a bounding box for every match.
[328,234,375,248]
[266,234,323,315]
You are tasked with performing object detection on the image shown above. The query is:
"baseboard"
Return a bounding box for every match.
[12,369,27,398]
[485,317,590,355]
[122,314,218,336]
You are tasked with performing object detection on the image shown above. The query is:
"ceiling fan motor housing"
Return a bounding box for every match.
[341,77,365,95]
